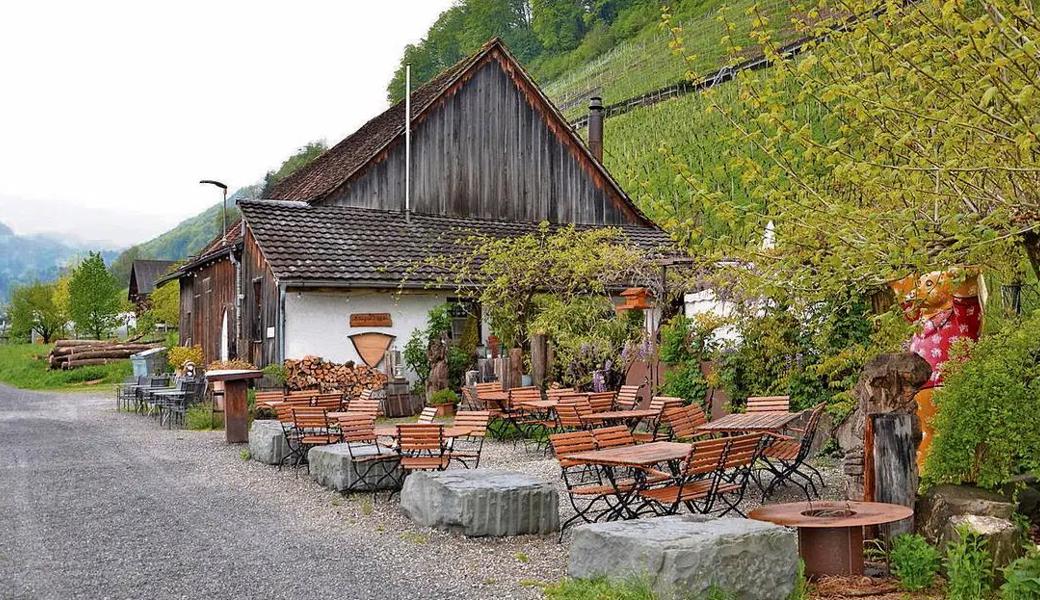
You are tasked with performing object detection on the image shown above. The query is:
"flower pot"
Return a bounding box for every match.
[431,404,456,417]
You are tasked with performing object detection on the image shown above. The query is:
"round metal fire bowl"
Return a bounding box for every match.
[749,501,913,579]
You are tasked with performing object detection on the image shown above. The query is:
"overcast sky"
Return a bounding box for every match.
[0,0,453,248]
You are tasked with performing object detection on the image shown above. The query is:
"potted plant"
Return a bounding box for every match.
[428,389,459,417]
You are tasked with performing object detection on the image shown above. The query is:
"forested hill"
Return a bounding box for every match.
[0,223,118,302]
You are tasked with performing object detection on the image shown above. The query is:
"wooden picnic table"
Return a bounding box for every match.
[564,441,692,467]
[518,399,557,411]
[696,411,800,434]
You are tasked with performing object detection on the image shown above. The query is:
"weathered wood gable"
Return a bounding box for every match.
[316,47,647,226]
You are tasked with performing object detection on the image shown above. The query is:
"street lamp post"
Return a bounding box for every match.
[199,179,229,243]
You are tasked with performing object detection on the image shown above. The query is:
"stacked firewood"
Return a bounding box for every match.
[48,339,161,370]
[283,356,388,393]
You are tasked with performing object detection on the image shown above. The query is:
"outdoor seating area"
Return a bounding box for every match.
[115,373,206,428]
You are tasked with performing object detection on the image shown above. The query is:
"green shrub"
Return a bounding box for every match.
[925,310,1040,489]
[945,525,994,600]
[1001,551,1040,600]
[888,534,940,591]
[428,389,459,406]
[262,363,287,386]
[185,404,223,430]
[660,361,707,406]
[787,561,809,600]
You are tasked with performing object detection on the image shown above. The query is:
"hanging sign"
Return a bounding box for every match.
[350,313,393,328]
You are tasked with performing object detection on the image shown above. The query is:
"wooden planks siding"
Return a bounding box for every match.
[320,60,637,226]
[177,256,236,365]
[240,227,279,367]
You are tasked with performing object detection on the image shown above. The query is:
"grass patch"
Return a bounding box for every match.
[514,551,530,563]
[399,531,429,545]
[359,497,374,516]
[0,343,131,390]
[185,403,224,430]
[239,449,251,461]
[544,577,656,600]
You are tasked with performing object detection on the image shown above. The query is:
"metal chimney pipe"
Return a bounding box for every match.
[588,96,604,162]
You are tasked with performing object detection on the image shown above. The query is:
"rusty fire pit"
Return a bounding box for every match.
[748,501,913,579]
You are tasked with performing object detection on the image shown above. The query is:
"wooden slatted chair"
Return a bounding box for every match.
[418,406,439,424]
[661,405,710,442]
[631,396,680,443]
[397,423,451,473]
[746,395,790,413]
[511,386,553,443]
[550,430,609,539]
[460,386,483,411]
[546,386,575,401]
[337,414,400,491]
[449,410,490,468]
[314,392,344,411]
[555,402,587,432]
[254,390,285,408]
[346,398,381,420]
[757,404,826,501]
[291,407,338,473]
[587,391,615,413]
[591,425,636,449]
[615,384,642,410]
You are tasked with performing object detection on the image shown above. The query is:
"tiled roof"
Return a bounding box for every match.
[239,200,675,287]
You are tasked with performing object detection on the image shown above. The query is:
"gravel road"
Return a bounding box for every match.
[0,385,565,600]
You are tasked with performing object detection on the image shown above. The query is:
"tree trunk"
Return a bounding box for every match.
[1023,232,1040,281]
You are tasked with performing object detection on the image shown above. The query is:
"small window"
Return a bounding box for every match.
[447,299,480,342]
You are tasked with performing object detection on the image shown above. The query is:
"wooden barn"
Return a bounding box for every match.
[160,38,671,375]
[127,259,178,310]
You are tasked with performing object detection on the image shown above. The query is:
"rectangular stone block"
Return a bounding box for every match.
[248,420,289,465]
[570,516,798,600]
[308,443,403,492]
[400,470,559,537]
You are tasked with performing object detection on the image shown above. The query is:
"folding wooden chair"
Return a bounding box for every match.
[631,396,679,443]
[587,391,615,413]
[337,414,400,491]
[615,384,642,410]
[591,425,636,449]
[314,392,344,412]
[555,399,592,431]
[397,423,451,473]
[661,404,710,442]
[460,387,483,410]
[346,398,381,420]
[746,395,790,413]
[418,406,439,424]
[254,390,286,408]
[291,407,338,473]
[757,403,826,500]
[450,410,490,468]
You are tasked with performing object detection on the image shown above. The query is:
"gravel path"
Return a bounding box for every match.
[0,384,845,600]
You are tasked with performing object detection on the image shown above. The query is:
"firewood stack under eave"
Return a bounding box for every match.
[283,356,388,394]
[48,340,162,370]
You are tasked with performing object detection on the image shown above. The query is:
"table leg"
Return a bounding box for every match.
[798,526,864,579]
[223,381,249,444]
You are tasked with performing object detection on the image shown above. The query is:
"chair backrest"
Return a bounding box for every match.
[255,390,285,405]
[722,433,767,469]
[662,406,699,440]
[453,410,490,437]
[474,382,501,398]
[796,404,827,458]
[509,386,541,407]
[337,414,377,444]
[687,437,729,476]
[347,398,380,419]
[418,406,439,424]
[396,423,444,453]
[555,402,586,430]
[561,393,593,415]
[587,391,615,413]
[649,396,684,414]
[288,389,317,398]
[291,406,330,430]
[616,385,641,410]
[275,403,296,423]
[592,425,635,449]
[357,388,373,402]
[546,386,575,400]
[746,395,790,413]
[314,393,343,411]
[549,430,596,458]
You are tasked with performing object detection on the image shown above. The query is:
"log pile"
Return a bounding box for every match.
[48,339,162,370]
[284,356,387,394]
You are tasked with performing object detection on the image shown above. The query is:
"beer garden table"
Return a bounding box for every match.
[696,411,800,435]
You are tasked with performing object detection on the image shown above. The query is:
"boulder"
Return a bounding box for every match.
[944,514,1023,573]
[308,443,403,492]
[569,516,798,600]
[916,484,1016,544]
[400,469,559,537]
[248,420,289,465]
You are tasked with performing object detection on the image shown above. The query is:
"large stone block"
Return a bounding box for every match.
[400,469,559,537]
[248,420,289,465]
[916,484,1016,544]
[944,514,1023,573]
[569,516,798,600]
[308,443,403,492]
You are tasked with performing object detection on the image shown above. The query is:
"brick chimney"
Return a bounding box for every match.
[588,96,604,162]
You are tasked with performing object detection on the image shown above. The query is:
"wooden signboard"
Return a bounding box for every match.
[350,313,392,328]
[349,332,396,368]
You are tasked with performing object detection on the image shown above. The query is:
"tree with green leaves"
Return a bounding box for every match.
[8,281,66,343]
[260,140,328,197]
[662,0,1040,303]
[531,0,585,52]
[68,252,122,339]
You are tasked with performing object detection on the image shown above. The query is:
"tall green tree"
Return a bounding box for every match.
[8,281,66,343]
[531,0,586,52]
[260,140,328,197]
[68,252,122,339]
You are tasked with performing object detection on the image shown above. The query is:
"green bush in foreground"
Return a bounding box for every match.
[543,578,656,600]
[945,525,994,600]
[1002,551,1040,600]
[889,534,940,592]
[185,404,224,431]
